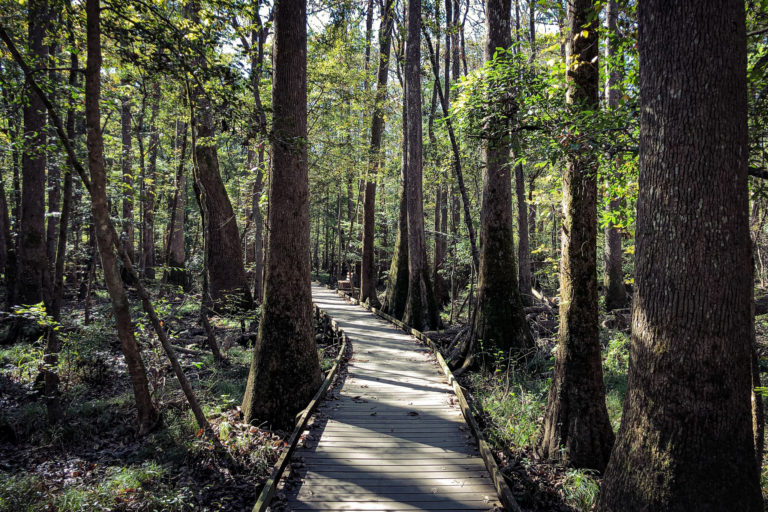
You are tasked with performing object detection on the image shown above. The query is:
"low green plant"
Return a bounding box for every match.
[469,372,548,450]
[562,468,600,511]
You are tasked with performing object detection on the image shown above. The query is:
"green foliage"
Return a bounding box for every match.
[469,372,548,450]
[561,469,600,511]
[0,462,191,512]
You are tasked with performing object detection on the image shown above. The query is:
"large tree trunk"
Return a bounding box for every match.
[597,0,762,509]
[537,0,614,471]
[472,0,531,354]
[241,0,322,430]
[360,0,394,308]
[383,57,410,320]
[382,152,410,319]
[192,129,252,310]
[602,0,627,312]
[85,0,158,434]
[141,82,160,280]
[402,0,438,331]
[17,0,50,306]
[186,5,251,312]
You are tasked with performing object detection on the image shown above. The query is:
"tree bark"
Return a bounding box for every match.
[52,22,78,318]
[186,6,252,312]
[515,162,532,305]
[537,0,614,471]
[45,41,61,275]
[0,175,9,278]
[85,0,158,434]
[247,9,268,302]
[17,0,51,306]
[360,0,394,308]
[472,0,532,354]
[191,104,252,311]
[165,120,187,288]
[403,0,439,331]
[603,0,627,312]
[598,0,762,509]
[120,89,135,267]
[382,144,410,320]
[141,82,160,280]
[241,0,322,429]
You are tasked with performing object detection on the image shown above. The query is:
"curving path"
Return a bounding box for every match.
[280,284,502,511]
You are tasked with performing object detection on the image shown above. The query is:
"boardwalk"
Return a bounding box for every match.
[280,284,502,511]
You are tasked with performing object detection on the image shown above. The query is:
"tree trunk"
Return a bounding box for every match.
[472,0,531,354]
[515,163,532,305]
[165,120,187,288]
[597,0,762,509]
[528,175,538,287]
[45,42,60,275]
[52,23,78,318]
[382,142,410,319]
[0,175,9,278]
[403,0,439,331]
[186,5,252,312]
[17,0,50,306]
[141,82,160,280]
[191,108,252,311]
[1,88,19,308]
[120,90,134,267]
[241,0,322,430]
[603,0,627,312]
[85,0,158,434]
[248,12,268,302]
[537,0,614,471]
[360,0,394,308]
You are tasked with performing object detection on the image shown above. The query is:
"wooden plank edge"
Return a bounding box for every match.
[327,286,521,512]
[252,302,349,512]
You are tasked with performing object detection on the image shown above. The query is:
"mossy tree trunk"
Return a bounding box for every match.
[402,0,439,331]
[472,0,532,354]
[536,0,614,471]
[598,0,762,509]
[241,0,322,430]
[382,76,410,320]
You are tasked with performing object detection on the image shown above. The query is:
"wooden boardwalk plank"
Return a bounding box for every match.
[279,285,501,511]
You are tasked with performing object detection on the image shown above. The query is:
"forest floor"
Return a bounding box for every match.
[0,284,343,512]
[1,281,766,512]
